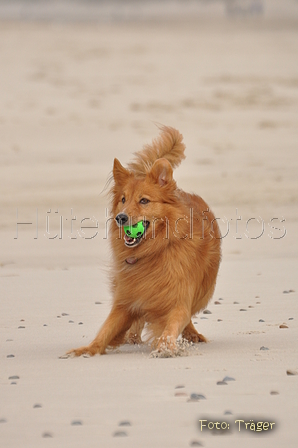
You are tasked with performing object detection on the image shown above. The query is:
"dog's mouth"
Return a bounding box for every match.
[124,221,150,247]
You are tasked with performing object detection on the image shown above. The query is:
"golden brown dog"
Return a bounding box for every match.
[68,126,221,356]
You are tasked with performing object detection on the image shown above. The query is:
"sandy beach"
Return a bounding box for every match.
[1,1,298,447]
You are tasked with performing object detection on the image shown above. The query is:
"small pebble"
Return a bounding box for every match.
[203,310,211,314]
[233,301,239,304]
[279,324,288,329]
[239,309,247,311]
[218,298,224,301]
[7,354,15,358]
[217,381,228,385]
[18,326,25,329]
[119,421,131,427]
[95,301,102,305]
[175,385,185,389]
[259,319,265,322]
[283,290,295,294]
[61,313,69,316]
[43,324,47,327]
[6,339,13,342]
[8,375,19,380]
[33,404,42,408]
[217,319,223,322]
[42,432,53,438]
[270,391,279,395]
[175,392,188,397]
[200,317,208,320]
[11,382,17,385]
[190,441,203,447]
[113,431,127,437]
[222,376,235,382]
[286,369,298,375]
[289,317,294,320]
[224,410,233,415]
[0,418,7,423]
[78,322,83,325]
[71,420,82,426]
[248,305,254,308]
[256,301,261,304]
[214,301,221,305]
[260,346,269,351]
[189,393,206,401]
[69,320,74,324]
[20,319,25,322]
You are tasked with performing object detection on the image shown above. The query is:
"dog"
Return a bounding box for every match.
[68,126,221,356]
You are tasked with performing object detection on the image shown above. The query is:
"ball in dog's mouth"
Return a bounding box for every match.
[124,221,150,247]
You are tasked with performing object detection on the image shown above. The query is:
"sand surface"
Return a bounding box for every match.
[1,6,298,448]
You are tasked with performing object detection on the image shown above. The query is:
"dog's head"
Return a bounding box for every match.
[111,157,177,248]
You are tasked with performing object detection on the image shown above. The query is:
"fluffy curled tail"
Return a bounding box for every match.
[127,125,186,175]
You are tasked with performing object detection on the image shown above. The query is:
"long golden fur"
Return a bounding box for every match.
[68,126,221,356]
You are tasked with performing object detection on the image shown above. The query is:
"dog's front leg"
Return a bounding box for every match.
[67,306,134,357]
[156,307,190,354]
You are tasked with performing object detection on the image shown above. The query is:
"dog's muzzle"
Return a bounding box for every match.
[115,213,129,227]
[115,213,150,248]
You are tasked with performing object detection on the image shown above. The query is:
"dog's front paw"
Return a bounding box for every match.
[150,338,177,358]
[65,344,104,357]
[155,335,177,354]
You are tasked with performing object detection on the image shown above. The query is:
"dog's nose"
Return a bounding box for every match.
[115,213,129,226]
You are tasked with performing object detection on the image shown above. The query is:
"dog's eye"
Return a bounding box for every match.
[140,198,149,205]
[122,197,125,204]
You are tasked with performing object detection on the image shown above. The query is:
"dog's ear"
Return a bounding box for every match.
[149,158,173,186]
[113,158,130,185]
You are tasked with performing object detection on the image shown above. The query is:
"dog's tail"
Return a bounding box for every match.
[127,125,186,175]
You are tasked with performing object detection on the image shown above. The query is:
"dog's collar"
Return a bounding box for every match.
[125,257,138,265]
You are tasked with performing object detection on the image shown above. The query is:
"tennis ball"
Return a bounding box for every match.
[124,221,145,239]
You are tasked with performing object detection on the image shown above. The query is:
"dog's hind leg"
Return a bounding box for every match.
[182,320,207,343]
[124,317,145,345]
